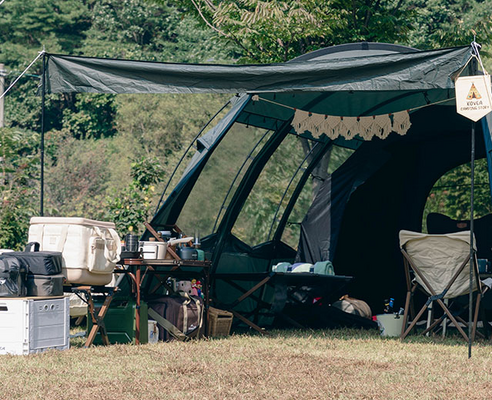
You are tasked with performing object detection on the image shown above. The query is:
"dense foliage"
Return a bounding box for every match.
[0,0,232,241]
[1,0,492,248]
[106,157,165,234]
[0,129,40,249]
[172,0,492,63]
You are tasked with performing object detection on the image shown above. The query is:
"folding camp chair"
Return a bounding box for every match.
[399,230,486,341]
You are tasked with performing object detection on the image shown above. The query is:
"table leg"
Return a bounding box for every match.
[135,267,141,345]
[204,269,210,337]
[84,288,117,347]
[231,310,268,335]
[85,291,98,347]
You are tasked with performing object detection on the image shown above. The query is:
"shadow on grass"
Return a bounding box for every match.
[70,320,489,350]
[226,326,491,348]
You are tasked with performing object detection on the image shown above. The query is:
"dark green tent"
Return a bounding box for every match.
[45,42,489,318]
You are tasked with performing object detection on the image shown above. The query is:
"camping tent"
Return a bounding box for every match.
[44,42,490,314]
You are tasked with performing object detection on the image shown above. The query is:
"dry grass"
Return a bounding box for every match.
[1,329,492,400]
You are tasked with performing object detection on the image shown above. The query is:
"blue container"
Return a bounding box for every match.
[478,259,490,274]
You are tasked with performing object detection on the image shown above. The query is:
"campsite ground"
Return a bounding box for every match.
[1,329,492,400]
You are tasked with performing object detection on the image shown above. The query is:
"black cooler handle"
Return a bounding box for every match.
[24,242,40,252]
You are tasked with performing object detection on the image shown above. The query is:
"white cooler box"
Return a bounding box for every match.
[28,217,121,286]
[0,296,69,355]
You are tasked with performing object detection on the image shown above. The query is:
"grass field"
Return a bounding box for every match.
[1,328,492,400]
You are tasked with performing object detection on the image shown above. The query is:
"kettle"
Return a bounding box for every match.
[177,246,198,261]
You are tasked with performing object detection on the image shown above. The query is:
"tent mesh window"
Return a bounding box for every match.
[280,173,316,249]
[157,97,232,205]
[280,144,355,249]
[176,123,274,237]
[232,134,322,246]
[423,159,492,232]
[328,146,355,174]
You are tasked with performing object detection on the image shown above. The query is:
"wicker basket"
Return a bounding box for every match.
[208,307,233,337]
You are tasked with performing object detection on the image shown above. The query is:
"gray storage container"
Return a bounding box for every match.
[0,296,70,355]
[26,274,64,296]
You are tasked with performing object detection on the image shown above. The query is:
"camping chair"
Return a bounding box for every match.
[399,230,486,341]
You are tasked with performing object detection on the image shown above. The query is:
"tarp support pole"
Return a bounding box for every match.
[40,53,46,217]
[469,55,478,359]
[469,119,475,359]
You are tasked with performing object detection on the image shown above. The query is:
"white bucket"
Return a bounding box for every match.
[148,320,159,344]
[376,314,404,337]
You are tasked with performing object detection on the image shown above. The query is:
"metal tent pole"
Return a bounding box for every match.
[469,119,475,359]
[468,54,478,359]
[40,54,46,216]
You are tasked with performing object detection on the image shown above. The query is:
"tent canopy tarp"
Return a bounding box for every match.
[41,43,489,314]
[46,46,471,95]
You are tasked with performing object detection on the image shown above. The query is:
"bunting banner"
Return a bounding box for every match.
[291,110,411,141]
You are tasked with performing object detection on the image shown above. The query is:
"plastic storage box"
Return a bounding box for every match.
[87,297,148,344]
[28,217,121,286]
[0,296,70,355]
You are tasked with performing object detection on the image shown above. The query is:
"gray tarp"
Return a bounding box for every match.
[45,46,472,95]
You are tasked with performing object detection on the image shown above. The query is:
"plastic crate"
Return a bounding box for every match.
[207,307,233,337]
[0,297,70,355]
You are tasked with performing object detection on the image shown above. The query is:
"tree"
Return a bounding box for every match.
[424,160,492,230]
[44,134,112,219]
[406,0,492,50]
[0,128,40,249]
[0,0,92,131]
[61,94,118,140]
[168,0,414,63]
[0,0,90,67]
[82,0,234,62]
[106,157,165,236]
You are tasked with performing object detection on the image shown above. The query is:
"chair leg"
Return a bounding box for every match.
[401,302,430,340]
[435,298,469,341]
[426,302,434,337]
[422,313,446,336]
[472,293,482,341]
[479,301,491,340]
[401,291,412,339]
[442,299,448,338]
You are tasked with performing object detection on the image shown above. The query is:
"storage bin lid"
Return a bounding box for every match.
[30,217,116,229]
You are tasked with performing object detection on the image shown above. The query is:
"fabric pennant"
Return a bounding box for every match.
[291,109,412,140]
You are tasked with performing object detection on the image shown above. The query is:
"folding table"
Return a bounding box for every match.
[213,272,353,333]
[120,258,211,342]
